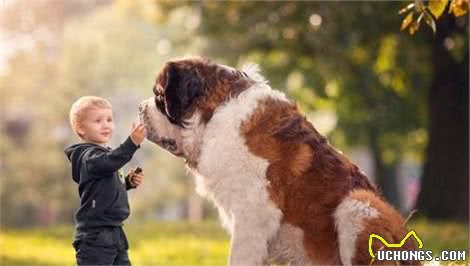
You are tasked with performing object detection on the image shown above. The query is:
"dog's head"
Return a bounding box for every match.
[153,57,211,127]
[140,56,255,157]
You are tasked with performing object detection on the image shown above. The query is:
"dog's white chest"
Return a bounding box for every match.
[195,102,271,231]
[191,85,285,233]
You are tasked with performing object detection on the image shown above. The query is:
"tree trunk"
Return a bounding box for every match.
[416,16,469,222]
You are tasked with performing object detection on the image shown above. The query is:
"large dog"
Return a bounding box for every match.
[139,57,419,265]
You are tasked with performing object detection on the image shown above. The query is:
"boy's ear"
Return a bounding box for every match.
[76,124,86,138]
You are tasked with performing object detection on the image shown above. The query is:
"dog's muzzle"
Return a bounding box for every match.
[139,98,184,157]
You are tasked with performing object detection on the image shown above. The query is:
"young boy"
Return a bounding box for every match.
[65,96,146,265]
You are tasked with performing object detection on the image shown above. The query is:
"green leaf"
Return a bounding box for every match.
[428,0,449,18]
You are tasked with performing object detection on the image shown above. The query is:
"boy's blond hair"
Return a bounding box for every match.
[69,96,112,138]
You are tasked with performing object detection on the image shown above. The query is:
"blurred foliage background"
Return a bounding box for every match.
[0,0,468,265]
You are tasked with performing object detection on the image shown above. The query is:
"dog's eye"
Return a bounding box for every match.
[154,84,165,96]
[153,84,164,97]
[154,94,167,115]
[155,94,163,104]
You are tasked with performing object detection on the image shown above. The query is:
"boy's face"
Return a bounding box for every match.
[77,107,114,145]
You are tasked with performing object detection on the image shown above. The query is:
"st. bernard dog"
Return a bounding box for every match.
[139,57,420,266]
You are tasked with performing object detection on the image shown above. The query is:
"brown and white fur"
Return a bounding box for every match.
[139,57,420,266]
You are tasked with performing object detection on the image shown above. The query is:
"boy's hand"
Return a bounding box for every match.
[130,122,147,146]
[129,167,144,188]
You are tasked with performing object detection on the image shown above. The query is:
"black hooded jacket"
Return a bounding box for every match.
[65,137,139,229]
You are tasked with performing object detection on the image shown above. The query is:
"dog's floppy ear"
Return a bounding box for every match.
[162,62,204,126]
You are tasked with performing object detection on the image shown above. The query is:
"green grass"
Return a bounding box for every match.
[409,219,469,254]
[0,220,467,265]
[0,221,229,266]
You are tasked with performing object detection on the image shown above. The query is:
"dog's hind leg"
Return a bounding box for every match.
[334,190,381,266]
[334,189,421,265]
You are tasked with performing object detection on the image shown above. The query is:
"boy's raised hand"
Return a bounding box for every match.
[130,122,147,146]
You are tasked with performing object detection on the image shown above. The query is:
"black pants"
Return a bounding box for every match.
[73,226,131,265]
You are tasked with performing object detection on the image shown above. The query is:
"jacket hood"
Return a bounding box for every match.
[64,143,98,183]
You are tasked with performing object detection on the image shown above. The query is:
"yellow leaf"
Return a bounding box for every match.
[401,12,414,31]
[428,0,449,18]
[449,0,469,16]
[409,21,420,35]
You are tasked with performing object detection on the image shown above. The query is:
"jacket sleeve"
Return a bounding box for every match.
[84,137,139,175]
